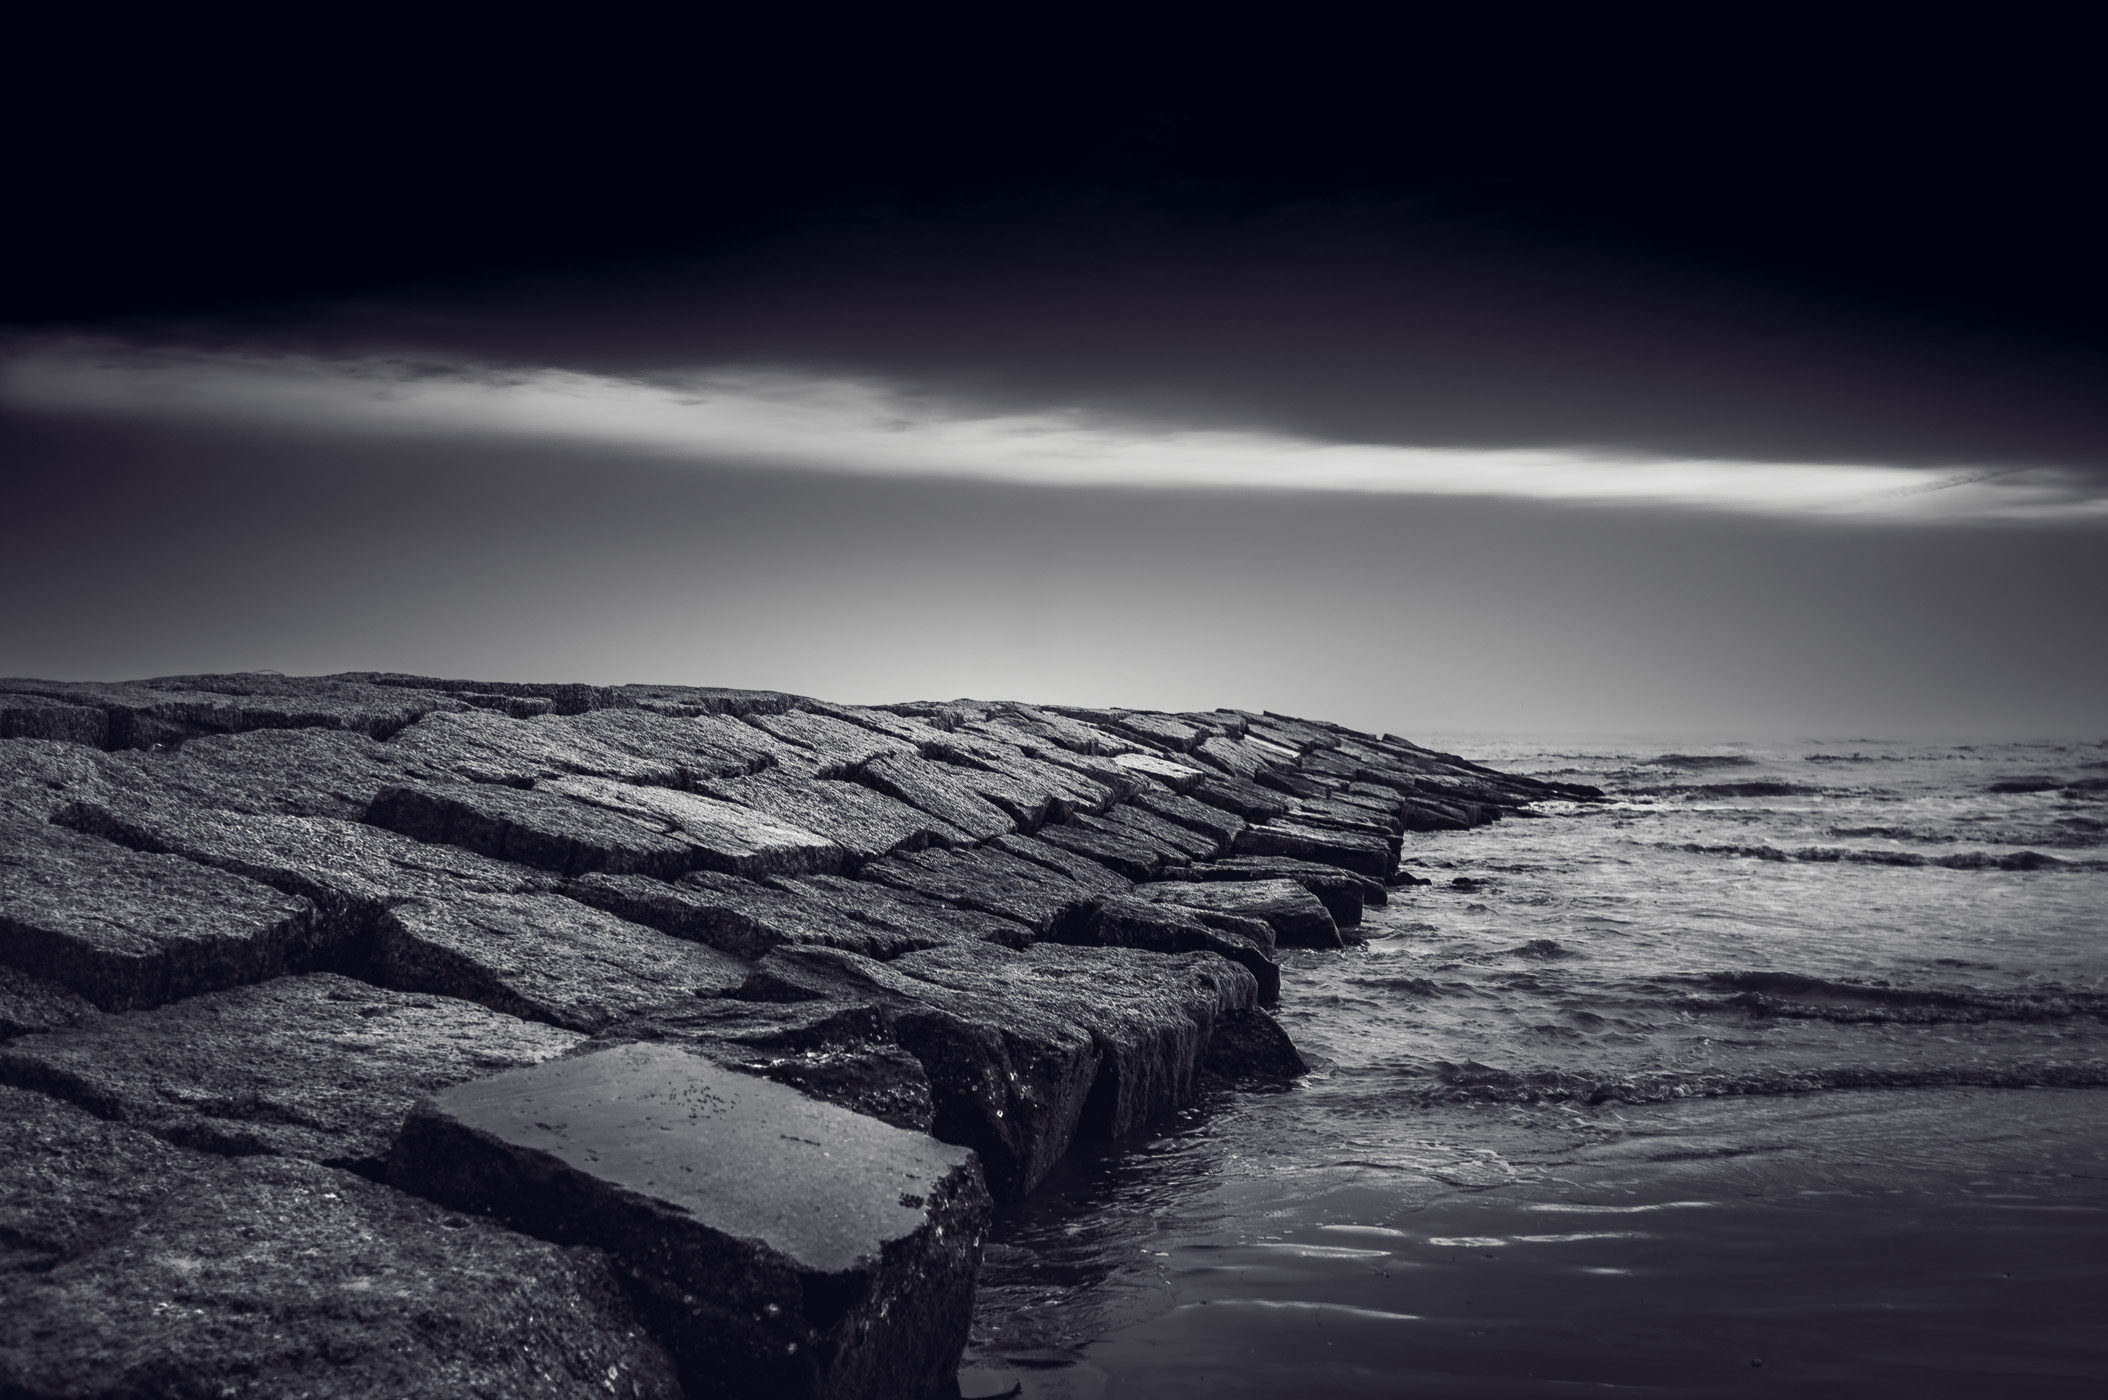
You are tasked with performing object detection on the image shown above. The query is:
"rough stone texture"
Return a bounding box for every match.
[386,705,686,786]
[391,1043,989,1400]
[1171,854,1382,923]
[0,738,121,822]
[701,770,969,860]
[0,1085,678,1400]
[989,832,1132,895]
[366,780,700,878]
[1233,818,1397,880]
[373,892,750,1031]
[1033,813,1176,880]
[747,708,916,775]
[933,732,1124,819]
[0,973,580,1170]
[1050,707,1207,754]
[111,726,453,820]
[1191,772,1295,821]
[0,673,467,750]
[0,964,95,1040]
[546,706,794,782]
[0,694,108,747]
[855,750,1018,842]
[1191,733,1272,780]
[1132,876,1343,949]
[1110,750,1210,792]
[860,843,1106,937]
[1101,800,1227,860]
[969,706,1141,757]
[1202,1007,1311,1084]
[0,818,321,1011]
[581,997,935,1132]
[543,773,850,876]
[777,873,1036,951]
[566,870,939,961]
[1128,785,1249,848]
[1074,894,1282,1004]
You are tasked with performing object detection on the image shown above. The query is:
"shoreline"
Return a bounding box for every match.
[0,672,1586,1399]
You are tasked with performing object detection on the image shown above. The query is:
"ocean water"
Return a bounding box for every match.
[962,737,2108,1398]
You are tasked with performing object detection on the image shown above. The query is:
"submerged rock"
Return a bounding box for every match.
[391,1042,988,1400]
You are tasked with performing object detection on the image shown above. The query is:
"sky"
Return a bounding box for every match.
[4,24,2104,738]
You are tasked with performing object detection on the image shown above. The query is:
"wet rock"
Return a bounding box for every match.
[1073,894,1281,1004]
[0,818,320,1011]
[1201,1007,1309,1084]
[581,998,935,1131]
[1100,801,1226,860]
[1233,819,1396,880]
[1128,787,1249,848]
[989,832,1131,896]
[0,674,467,750]
[0,973,580,1171]
[0,694,107,747]
[373,892,750,1031]
[1033,814,1177,880]
[542,774,850,876]
[861,844,1108,937]
[366,780,699,878]
[700,770,970,860]
[0,1085,678,1400]
[1167,855,1381,924]
[565,870,939,960]
[390,1042,989,1400]
[1190,773,1295,822]
[1131,877,1342,949]
[743,944,1096,1198]
[0,964,95,1040]
[855,750,1018,842]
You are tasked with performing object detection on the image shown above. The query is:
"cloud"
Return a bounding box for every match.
[6,339,2102,523]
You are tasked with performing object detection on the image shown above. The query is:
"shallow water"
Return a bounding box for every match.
[965,737,2108,1396]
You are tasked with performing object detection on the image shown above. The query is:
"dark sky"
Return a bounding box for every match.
[4,17,2104,736]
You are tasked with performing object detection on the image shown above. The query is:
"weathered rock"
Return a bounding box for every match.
[1074,894,1281,1004]
[0,818,320,1011]
[1190,732,1271,780]
[860,844,1106,937]
[567,870,938,960]
[1100,801,1226,860]
[0,964,95,1040]
[545,706,795,782]
[373,892,750,1031]
[1033,813,1177,880]
[0,973,580,1170]
[0,1085,678,1400]
[1238,711,1345,755]
[0,694,107,747]
[747,708,916,775]
[542,774,851,876]
[386,706,683,786]
[1190,773,1294,822]
[582,997,935,1131]
[0,673,467,750]
[367,780,699,878]
[701,770,970,860]
[56,797,553,952]
[608,683,801,718]
[1132,876,1343,949]
[1048,707,1207,753]
[1168,854,1381,924]
[927,733,1120,823]
[391,1042,989,1400]
[1293,793,1406,835]
[736,945,1103,1198]
[778,873,1036,951]
[0,738,121,821]
[1128,786,1249,848]
[989,831,1132,896]
[114,725,453,820]
[1202,1007,1309,1084]
[1111,750,1210,792]
[1233,819,1396,880]
[854,750,1018,842]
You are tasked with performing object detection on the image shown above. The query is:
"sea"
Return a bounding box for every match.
[960,737,2108,1398]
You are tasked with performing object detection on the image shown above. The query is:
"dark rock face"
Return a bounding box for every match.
[0,1085,679,1400]
[391,1043,988,1400]
[0,973,580,1171]
[371,892,750,1031]
[1131,877,1343,949]
[0,819,320,1011]
[0,674,1569,1396]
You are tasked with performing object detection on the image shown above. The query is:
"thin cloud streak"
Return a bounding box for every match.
[7,341,2101,523]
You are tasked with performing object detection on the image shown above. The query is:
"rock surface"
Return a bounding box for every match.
[391,1042,989,1400]
[0,1083,680,1400]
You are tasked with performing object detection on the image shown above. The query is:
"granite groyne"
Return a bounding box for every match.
[0,673,1594,1399]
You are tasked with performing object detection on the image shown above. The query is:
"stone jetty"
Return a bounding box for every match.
[0,673,1593,1398]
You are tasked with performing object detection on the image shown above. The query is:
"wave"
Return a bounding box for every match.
[1645,753,1758,769]
[1679,841,2089,871]
[1632,781,1824,798]
[1680,970,2108,1025]
[1408,1057,2108,1106]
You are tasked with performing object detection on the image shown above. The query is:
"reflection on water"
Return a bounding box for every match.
[966,738,2108,1396]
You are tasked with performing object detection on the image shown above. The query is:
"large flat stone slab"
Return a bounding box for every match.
[1233,818,1397,880]
[544,774,850,876]
[1172,854,1381,923]
[110,725,453,820]
[1100,801,1226,860]
[0,818,320,1011]
[391,1042,989,1400]
[374,891,749,1031]
[0,1085,678,1400]
[0,694,108,747]
[747,708,917,776]
[0,964,95,1040]
[1128,786,1249,848]
[0,674,467,750]
[855,751,1018,842]
[1191,772,1295,821]
[1132,876,1343,948]
[385,706,686,786]
[0,973,581,1170]
[860,843,1108,936]
[367,780,699,877]
[566,870,942,960]
[1032,814,1177,880]
[0,738,122,822]
[545,707,796,782]
[700,771,969,861]
[1074,894,1281,1004]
